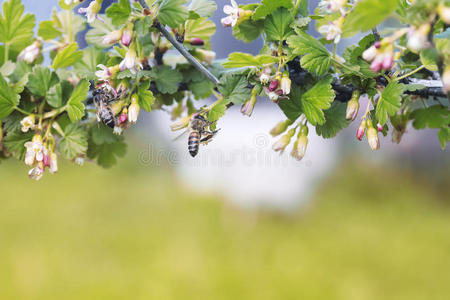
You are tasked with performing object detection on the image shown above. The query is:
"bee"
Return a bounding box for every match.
[188,115,219,157]
[93,87,120,128]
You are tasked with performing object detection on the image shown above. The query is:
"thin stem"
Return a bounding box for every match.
[14,106,29,115]
[396,65,425,81]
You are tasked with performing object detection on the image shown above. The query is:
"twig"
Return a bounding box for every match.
[137,0,219,85]
[372,28,380,42]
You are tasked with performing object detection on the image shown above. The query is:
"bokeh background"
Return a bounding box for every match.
[1,0,450,299]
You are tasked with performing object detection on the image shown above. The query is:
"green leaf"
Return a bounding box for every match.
[264,8,294,42]
[287,32,331,76]
[52,43,83,69]
[376,81,404,126]
[343,0,398,36]
[66,79,90,123]
[420,48,438,72]
[138,81,155,112]
[106,0,131,26]
[438,126,450,150]
[188,80,213,99]
[73,47,107,80]
[188,0,216,18]
[59,124,88,160]
[278,84,305,121]
[184,18,216,44]
[411,106,450,130]
[38,20,61,40]
[253,0,294,20]
[26,66,58,97]
[207,98,229,123]
[223,52,278,68]
[157,0,189,28]
[87,130,127,168]
[315,101,350,138]
[46,81,73,108]
[150,66,183,94]
[3,131,33,160]
[218,73,252,105]
[91,123,121,145]
[232,19,264,43]
[301,76,335,125]
[0,74,20,119]
[0,0,36,51]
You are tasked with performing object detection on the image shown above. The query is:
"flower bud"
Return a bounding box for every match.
[113,126,123,135]
[377,123,384,132]
[43,153,51,167]
[291,125,308,161]
[28,163,44,181]
[119,109,128,124]
[121,27,133,47]
[128,95,140,123]
[407,24,430,53]
[194,49,215,65]
[49,152,58,174]
[362,46,377,62]
[190,38,205,46]
[268,80,279,92]
[370,55,384,72]
[367,126,380,150]
[171,115,191,131]
[356,120,367,141]
[346,91,360,121]
[280,71,291,95]
[75,157,85,166]
[270,119,293,137]
[272,128,296,154]
[241,88,258,117]
[382,51,394,70]
[102,29,122,45]
[442,65,450,94]
[438,3,450,24]
[17,41,41,64]
[20,115,36,132]
[78,0,101,23]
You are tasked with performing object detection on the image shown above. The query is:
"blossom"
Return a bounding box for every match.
[241,89,257,117]
[102,30,122,45]
[113,126,123,135]
[24,134,45,166]
[20,115,36,132]
[363,43,395,72]
[259,67,272,85]
[318,18,343,44]
[346,91,360,121]
[49,152,58,174]
[280,72,291,95]
[64,0,82,5]
[119,110,128,124]
[221,0,239,27]
[267,91,279,102]
[121,28,133,47]
[272,128,296,154]
[17,41,41,64]
[194,49,215,65]
[75,157,85,166]
[438,3,450,24]
[28,163,44,181]
[318,0,347,14]
[128,95,140,123]
[291,125,308,161]
[119,47,142,74]
[407,24,430,53]
[356,120,366,141]
[78,0,102,23]
[268,80,279,92]
[367,126,380,150]
[95,64,112,82]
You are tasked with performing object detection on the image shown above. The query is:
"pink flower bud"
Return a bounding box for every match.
[43,154,51,167]
[119,113,128,124]
[382,53,394,70]
[190,38,205,46]
[370,56,383,72]
[377,123,384,132]
[268,80,279,92]
[356,120,367,141]
[346,92,360,121]
[121,28,133,47]
[374,41,381,49]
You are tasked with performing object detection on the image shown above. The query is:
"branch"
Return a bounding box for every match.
[138,0,219,85]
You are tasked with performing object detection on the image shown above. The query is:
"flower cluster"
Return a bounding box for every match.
[362,41,395,72]
[24,134,58,181]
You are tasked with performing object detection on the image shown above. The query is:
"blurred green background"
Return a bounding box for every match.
[1,142,449,300]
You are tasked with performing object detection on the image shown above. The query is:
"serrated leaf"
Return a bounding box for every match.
[38,20,61,40]
[46,81,73,108]
[264,8,294,42]
[87,134,127,168]
[411,106,450,129]
[59,124,88,160]
[343,0,398,36]
[66,79,90,122]
[106,0,131,26]
[301,76,335,125]
[223,52,278,68]
[189,80,213,99]
[73,47,107,80]
[0,0,36,51]
[0,74,20,119]
[438,126,450,150]
[188,0,216,18]
[207,98,229,122]
[91,123,121,145]
[315,101,350,138]
[26,66,58,97]
[375,81,404,126]
[218,73,252,105]
[150,66,182,94]
[420,48,438,72]
[52,43,83,69]
[3,131,33,160]
[287,32,331,76]
[232,19,264,42]
[278,84,305,121]
[157,0,189,28]
[253,0,294,20]
[138,80,155,112]
[184,18,216,44]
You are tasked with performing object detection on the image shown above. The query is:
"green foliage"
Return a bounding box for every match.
[38,20,61,40]
[138,81,155,112]
[106,0,132,26]
[184,18,216,44]
[411,105,450,129]
[315,101,350,138]
[3,130,33,160]
[218,73,252,105]
[223,52,278,68]
[279,84,305,121]
[376,81,404,126]
[52,43,83,69]
[0,73,19,119]
[157,0,189,28]
[301,76,335,126]
[232,19,264,42]
[150,66,183,94]
[264,8,294,42]
[59,124,88,160]
[66,80,90,123]
[253,0,294,20]
[46,81,73,108]
[26,66,58,98]
[207,98,229,123]
[287,32,331,76]
[188,0,216,18]
[0,0,35,51]
[88,126,127,168]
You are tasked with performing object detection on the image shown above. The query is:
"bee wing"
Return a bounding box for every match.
[172,129,189,142]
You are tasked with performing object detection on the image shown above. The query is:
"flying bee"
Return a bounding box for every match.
[188,115,219,157]
[93,86,122,128]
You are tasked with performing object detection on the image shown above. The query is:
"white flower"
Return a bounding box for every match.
[95,64,112,81]
[318,21,342,44]
[78,0,101,23]
[64,0,80,6]
[128,97,140,123]
[24,135,46,166]
[119,48,142,74]
[49,153,58,174]
[17,41,41,64]
[102,30,122,45]
[221,0,239,27]
[267,91,279,102]
[442,66,450,94]
[407,24,430,53]
[113,126,123,135]
[75,157,85,166]
[259,67,272,84]
[195,49,215,65]
[318,0,347,14]
[20,115,36,132]
[280,72,291,95]
[28,163,44,181]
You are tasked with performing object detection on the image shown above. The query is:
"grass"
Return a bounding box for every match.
[0,152,449,300]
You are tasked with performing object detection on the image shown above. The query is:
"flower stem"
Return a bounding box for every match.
[14,106,29,115]
[396,65,426,81]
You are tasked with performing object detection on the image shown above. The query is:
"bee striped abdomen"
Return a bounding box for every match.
[188,131,200,157]
[100,108,115,128]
